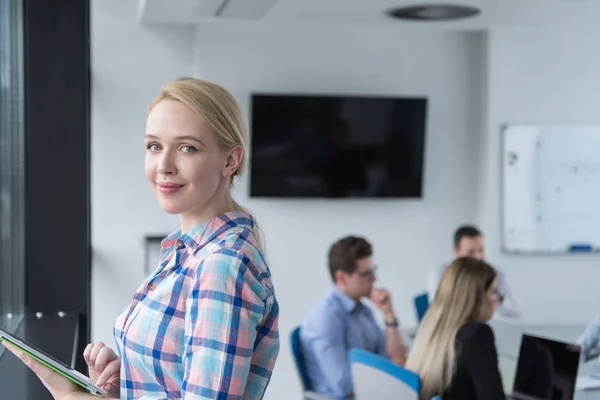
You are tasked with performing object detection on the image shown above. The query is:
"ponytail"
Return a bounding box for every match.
[232,200,264,253]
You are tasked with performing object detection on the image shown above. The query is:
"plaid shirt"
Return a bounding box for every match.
[113,211,280,399]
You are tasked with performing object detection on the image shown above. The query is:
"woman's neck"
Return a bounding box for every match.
[179,188,234,233]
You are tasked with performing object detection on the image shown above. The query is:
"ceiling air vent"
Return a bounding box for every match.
[386,4,481,21]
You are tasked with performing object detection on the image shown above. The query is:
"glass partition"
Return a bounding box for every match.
[0,0,25,334]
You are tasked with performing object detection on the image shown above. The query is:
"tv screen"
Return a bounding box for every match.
[249,93,427,198]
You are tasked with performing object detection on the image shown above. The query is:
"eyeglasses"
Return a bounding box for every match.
[355,266,378,279]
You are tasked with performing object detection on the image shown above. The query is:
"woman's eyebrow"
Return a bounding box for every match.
[144,134,205,146]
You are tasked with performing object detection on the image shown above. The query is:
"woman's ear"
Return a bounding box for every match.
[223,146,243,178]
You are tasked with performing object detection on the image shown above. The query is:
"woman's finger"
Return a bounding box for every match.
[95,358,120,387]
[95,346,117,372]
[88,341,106,367]
[83,343,94,364]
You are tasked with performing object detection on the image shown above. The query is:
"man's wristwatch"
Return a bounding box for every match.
[385,317,399,328]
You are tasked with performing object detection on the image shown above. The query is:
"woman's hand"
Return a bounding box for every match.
[2,341,81,400]
[83,341,121,398]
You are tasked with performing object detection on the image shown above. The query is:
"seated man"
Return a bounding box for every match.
[577,312,600,362]
[427,225,520,318]
[300,236,407,399]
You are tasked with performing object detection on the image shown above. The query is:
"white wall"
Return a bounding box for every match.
[481,26,600,323]
[194,23,485,399]
[91,0,193,346]
[90,5,600,397]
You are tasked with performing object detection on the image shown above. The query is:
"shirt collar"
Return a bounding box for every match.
[160,210,255,256]
[330,286,360,313]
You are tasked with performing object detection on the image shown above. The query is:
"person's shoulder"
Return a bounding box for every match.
[192,227,269,277]
[186,235,275,302]
[431,262,449,275]
[302,291,348,332]
[458,321,495,343]
[217,226,265,261]
[427,263,448,287]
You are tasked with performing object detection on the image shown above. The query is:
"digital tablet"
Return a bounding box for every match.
[0,328,108,396]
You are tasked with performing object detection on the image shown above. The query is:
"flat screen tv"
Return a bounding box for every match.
[249,93,427,198]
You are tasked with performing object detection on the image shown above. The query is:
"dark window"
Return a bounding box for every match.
[0,0,25,333]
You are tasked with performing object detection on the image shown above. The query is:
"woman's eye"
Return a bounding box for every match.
[147,144,161,151]
[181,146,196,153]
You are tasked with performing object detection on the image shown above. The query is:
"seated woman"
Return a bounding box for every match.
[406,257,505,400]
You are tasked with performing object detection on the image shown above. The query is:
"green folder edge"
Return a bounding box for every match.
[1,337,103,397]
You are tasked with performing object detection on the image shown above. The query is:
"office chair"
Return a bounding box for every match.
[413,292,430,323]
[290,326,333,400]
[349,348,420,399]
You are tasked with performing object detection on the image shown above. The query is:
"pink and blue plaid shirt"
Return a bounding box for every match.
[113,211,280,399]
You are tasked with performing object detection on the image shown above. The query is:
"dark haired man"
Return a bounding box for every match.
[300,236,407,399]
[427,225,520,318]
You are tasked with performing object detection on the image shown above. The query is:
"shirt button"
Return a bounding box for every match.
[148,284,156,291]
[176,239,184,249]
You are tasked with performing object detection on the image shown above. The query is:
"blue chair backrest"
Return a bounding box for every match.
[290,326,312,391]
[349,348,420,399]
[414,292,430,323]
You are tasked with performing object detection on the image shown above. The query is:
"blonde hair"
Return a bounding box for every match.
[405,257,496,399]
[148,77,263,250]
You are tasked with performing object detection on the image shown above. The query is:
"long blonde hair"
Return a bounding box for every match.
[405,257,496,399]
[148,77,264,250]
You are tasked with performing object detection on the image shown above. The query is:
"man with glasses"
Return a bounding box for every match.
[300,236,407,399]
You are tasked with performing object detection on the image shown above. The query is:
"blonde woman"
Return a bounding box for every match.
[4,78,280,399]
[406,257,503,400]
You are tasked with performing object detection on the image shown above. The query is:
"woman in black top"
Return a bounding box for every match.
[406,257,505,400]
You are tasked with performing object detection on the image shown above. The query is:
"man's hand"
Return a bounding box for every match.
[369,288,394,316]
[392,351,407,367]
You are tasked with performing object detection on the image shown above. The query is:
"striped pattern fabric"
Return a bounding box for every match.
[113,211,280,399]
[577,312,600,361]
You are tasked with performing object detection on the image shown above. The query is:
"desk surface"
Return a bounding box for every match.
[489,319,586,360]
[491,320,600,400]
[500,356,600,400]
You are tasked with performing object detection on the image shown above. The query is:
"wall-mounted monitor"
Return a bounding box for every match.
[250,93,427,199]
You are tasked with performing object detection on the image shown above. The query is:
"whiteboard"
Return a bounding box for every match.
[502,124,600,254]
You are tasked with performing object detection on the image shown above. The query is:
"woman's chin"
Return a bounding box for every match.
[157,200,184,215]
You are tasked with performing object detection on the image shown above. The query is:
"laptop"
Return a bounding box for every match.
[508,334,581,400]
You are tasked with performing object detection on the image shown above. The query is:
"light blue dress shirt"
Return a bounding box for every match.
[577,312,600,360]
[300,286,386,399]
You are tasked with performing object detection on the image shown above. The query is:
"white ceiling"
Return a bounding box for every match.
[138,0,600,29]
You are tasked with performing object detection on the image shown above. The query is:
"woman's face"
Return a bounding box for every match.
[144,99,241,228]
[480,277,500,321]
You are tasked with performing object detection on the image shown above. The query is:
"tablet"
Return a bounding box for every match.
[0,328,108,396]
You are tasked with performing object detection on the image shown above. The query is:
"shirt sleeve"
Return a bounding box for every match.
[181,249,270,400]
[377,328,390,359]
[577,312,600,360]
[427,266,442,302]
[495,269,521,318]
[308,311,354,398]
[461,324,506,400]
[376,321,387,358]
